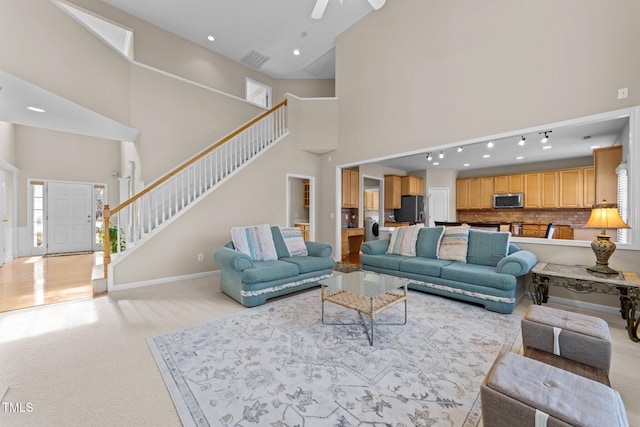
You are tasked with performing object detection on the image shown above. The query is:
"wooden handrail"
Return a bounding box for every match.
[102,98,287,280]
[110,98,287,216]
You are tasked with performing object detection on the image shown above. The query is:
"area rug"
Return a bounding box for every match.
[334,261,362,273]
[147,290,522,427]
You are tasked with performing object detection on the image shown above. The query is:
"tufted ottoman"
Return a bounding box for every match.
[521,305,611,373]
[481,351,629,427]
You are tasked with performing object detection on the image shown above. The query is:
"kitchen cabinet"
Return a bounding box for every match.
[342,169,359,208]
[494,174,523,194]
[594,146,622,204]
[540,171,558,208]
[401,175,423,196]
[341,228,364,257]
[384,175,402,209]
[456,179,469,209]
[558,169,583,208]
[521,224,546,238]
[583,167,595,207]
[302,180,310,208]
[294,223,309,240]
[364,189,379,211]
[456,177,493,209]
[554,225,573,240]
[524,173,541,208]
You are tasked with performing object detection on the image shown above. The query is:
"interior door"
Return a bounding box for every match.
[46,182,93,254]
[0,171,6,266]
[428,187,449,227]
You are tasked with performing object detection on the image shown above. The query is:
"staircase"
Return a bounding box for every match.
[102,99,288,279]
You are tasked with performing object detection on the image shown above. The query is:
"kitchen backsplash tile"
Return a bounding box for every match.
[457,208,592,228]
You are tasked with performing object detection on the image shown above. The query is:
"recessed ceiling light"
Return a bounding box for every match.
[293,49,301,56]
[483,154,490,158]
[27,106,46,113]
[206,35,215,42]
[463,163,470,167]
[542,145,552,150]
[590,145,601,149]
[516,156,524,160]
[433,162,439,166]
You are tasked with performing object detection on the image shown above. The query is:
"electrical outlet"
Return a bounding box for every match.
[197,253,204,262]
[618,87,629,99]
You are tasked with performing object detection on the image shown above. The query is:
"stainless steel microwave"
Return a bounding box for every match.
[493,193,524,208]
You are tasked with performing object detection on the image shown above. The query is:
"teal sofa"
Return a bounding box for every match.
[360,227,537,314]
[214,226,335,307]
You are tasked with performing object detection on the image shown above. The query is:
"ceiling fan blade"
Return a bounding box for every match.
[311,0,329,19]
[367,0,386,10]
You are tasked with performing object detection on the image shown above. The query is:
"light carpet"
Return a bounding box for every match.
[148,290,521,427]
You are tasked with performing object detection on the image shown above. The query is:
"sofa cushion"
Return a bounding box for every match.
[467,229,511,267]
[278,226,308,257]
[387,225,422,256]
[360,253,407,271]
[232,224,278,261]
[280,255,335,274]
[437,225,470,263]
[415,226,444,259]
[241,260,300,284]
[440,262,516,290]
[399,257,453,277]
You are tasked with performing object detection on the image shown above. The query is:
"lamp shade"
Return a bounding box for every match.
[584,200,630,230]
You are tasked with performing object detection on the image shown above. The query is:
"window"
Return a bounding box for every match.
[32,181,44,247]
[95,185,105,247]
[245,78,271,108]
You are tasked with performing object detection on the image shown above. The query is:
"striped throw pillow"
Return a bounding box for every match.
[231,224,278,261]
[437,225,470,263]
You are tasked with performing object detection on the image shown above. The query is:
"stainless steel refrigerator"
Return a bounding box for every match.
[394,195,424,224]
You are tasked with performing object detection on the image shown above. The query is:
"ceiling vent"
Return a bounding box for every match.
[303,47,336,78]
[240,50,270,70]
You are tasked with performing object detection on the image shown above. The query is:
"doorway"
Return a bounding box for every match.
[286,174,314,241]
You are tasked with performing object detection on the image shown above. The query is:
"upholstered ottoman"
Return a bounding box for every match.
[481,351,629,427]
[521,305,611,372]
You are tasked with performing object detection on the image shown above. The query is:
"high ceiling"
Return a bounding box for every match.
[102,0,378,79]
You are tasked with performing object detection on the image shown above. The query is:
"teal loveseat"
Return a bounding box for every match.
[360,226,537,314]
[214,225,335,307]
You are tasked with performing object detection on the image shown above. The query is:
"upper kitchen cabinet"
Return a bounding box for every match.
[302,180,310,208]
[456,177,493,209]
[558,169,583,208]
[494,174,524,194]
[384,175,402,209]
[583,167,595,207]
[594,146,622,204]
[523,173,541,208]
[401,175,423,196]
[364,189,380,211]
[341,169,359,208]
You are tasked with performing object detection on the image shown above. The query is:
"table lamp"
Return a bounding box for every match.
[584,200,630,275]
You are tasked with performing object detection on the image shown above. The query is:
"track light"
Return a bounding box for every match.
[487,141,494,148]
[426,152,432,161]
[539,131,552,143]
[439,150,444,159]
[518,136,526,146]
[457,147,463,152]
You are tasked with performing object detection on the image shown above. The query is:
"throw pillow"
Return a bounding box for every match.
[387,225,422,256]
[231,224,278,261]
[437,225,470,263]
[278,226,308,257]
[467,229,511,266]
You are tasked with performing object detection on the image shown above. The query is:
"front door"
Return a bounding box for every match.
[46,182,93,254]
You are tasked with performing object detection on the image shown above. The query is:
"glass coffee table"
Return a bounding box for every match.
[319,271,408,345]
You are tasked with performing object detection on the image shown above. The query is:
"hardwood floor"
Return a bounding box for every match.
[0,253,99,313]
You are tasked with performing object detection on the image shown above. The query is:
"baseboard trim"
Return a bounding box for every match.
[108,270,219,292]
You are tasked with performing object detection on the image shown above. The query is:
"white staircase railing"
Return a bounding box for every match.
[103,99,288,277]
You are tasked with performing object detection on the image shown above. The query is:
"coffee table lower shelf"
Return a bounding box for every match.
[321,285,407,345]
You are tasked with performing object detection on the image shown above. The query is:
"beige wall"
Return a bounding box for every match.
[14,126,121,226]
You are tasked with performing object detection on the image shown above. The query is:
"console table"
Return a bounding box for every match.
[532,262,640,342]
